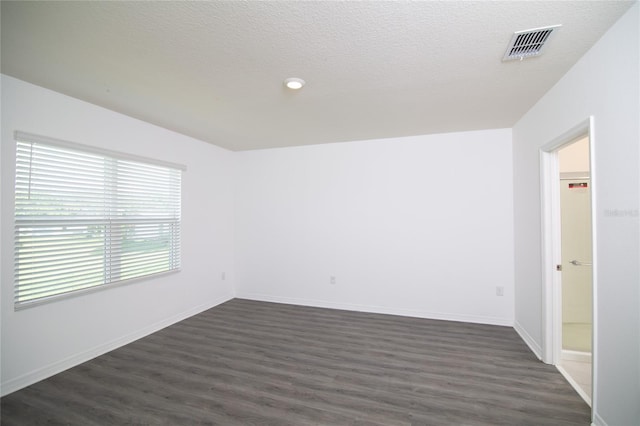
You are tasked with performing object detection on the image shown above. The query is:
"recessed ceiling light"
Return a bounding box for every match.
[284,78,305,90]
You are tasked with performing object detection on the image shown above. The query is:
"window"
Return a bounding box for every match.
[13,132,184,308]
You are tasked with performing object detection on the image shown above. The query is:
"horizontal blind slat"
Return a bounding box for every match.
[19,275,106,301]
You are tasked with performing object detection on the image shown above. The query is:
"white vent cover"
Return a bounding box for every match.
[503,25,561,61]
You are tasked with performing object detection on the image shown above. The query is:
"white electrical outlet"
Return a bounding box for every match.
[221,272,226,281]
[496,286,504,296]
[330,276,336,285]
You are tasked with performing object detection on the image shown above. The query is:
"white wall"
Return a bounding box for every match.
[513,3,639,425]
[235,129,514,325]
[0,75,236,396]
[559,137,590,174]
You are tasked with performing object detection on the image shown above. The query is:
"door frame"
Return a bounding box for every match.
[539,117,597,408]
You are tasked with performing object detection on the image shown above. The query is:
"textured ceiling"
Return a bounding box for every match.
[1,1,635,151]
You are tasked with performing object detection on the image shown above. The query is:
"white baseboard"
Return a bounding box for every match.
[1,294,233,397]
[237,293,513,326]
[513,320,543,360]
[561,349,592,363]
[591,412,607,426]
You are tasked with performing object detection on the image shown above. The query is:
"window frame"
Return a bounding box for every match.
[13,131,186,310]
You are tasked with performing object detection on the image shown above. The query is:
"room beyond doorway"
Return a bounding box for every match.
[559,137,592,353]
[557,135,593,406]
[539,117,597,415]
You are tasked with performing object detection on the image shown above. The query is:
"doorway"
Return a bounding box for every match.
[540,117,596,411]
[557,138,592,405]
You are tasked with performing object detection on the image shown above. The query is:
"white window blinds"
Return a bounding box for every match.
[14,132,184,308]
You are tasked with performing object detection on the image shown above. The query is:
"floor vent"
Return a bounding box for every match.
[503,25,561,61]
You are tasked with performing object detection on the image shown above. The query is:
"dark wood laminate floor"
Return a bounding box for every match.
[1,299,590,425]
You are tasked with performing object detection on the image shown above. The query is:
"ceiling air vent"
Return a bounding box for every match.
[503,25,561,61]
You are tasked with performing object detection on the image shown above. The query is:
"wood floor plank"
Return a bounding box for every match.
[1,299,590,425]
